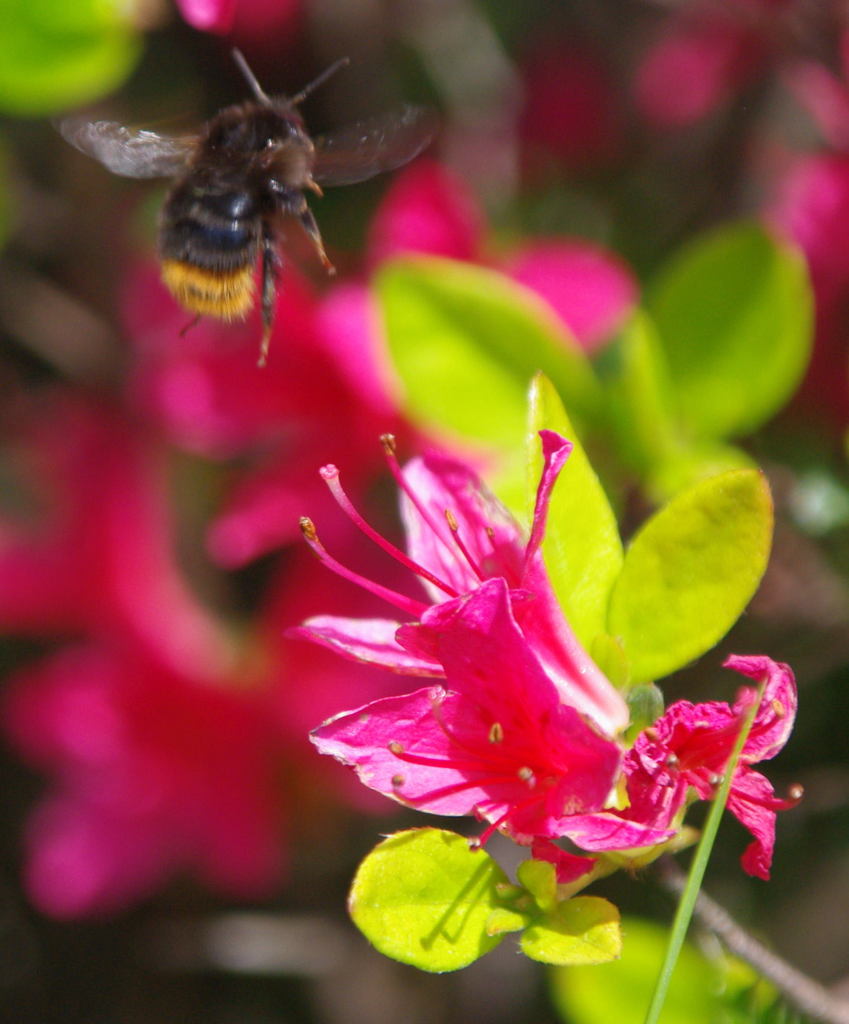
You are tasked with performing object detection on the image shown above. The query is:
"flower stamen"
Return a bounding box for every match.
[319,463,458,598]
[380,434,462,561]
[299,517,429,617]
[444,508,487,582]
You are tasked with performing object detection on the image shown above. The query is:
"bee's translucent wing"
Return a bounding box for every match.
[311,106,437,186]
[58,119,197,178]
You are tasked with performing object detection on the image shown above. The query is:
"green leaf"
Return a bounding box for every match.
[549,917,719,1024]
[376,258,600,510]
[348,828,509,972]
[485,907,529,936]
[608,469,773,683]
[517,857,558,911]
[600,310,681,474]
[646,441,757,504]
[590,633,630,690]
[648,222,812,440]
[527,374,623,647]
[0,0,141,116]
[624,683,665,741]
[521,896,621,966]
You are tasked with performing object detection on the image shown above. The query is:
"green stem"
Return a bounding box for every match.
[642,681,764,1024]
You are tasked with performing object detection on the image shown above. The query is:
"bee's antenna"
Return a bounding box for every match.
[232,48,272,105]
[289,57,351,105]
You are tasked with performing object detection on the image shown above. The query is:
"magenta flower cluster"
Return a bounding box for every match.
[299,431,799,881]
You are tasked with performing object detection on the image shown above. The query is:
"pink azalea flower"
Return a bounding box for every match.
[301,438,798,869]
[3,638,282,917]
[295,430,629,736]
[617,654,800,879]
[312,578,625,845]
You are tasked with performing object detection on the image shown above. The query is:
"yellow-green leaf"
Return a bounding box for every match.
[349,828,508,973]
[521,896,621,966]
[527,374,623,647]
[608,469,773,683]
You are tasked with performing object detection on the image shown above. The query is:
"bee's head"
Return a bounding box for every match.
[203,104,305,155]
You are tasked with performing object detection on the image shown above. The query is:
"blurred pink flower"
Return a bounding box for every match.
[3,638,282,917]
[765,31,849,423]
[176,0,237,33]
[519,34,623,173]
[0,391,225,675]
[767,155,849,422]
[633,0,800,128]
[0,389,424,917]
[124,262,404,566]
[175,0,300,45]
[367,159,638,353]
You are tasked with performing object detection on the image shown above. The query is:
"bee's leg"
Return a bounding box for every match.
[299,207,335,275]
[259,231,280,368]
[179,313,201,337]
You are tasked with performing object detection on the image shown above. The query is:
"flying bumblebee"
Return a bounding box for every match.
[59,51,436,365]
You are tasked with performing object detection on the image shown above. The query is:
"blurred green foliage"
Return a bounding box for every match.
[0,0,141,116]
[549,916,781,1024]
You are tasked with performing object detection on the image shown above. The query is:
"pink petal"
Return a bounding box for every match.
[531,839,596,884]
[316,283,399,418]
[726,767,800,880]
[518,434,630,735]
[556,812,675,852]
[0,394,227,677]
[505,242,638,352]
[367,159,483,267]
[524,430,573,566]
[312,685,490,816]
[23,796,167,918]
[415,580,623,831]
[207,465,324,566]
[290,615,441,675]
[313,580,622,837]
[724,654,797,762]
[415,579,564,726]
[399,452,526,600]
[229,0,301,47]
[4,640,283,917]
